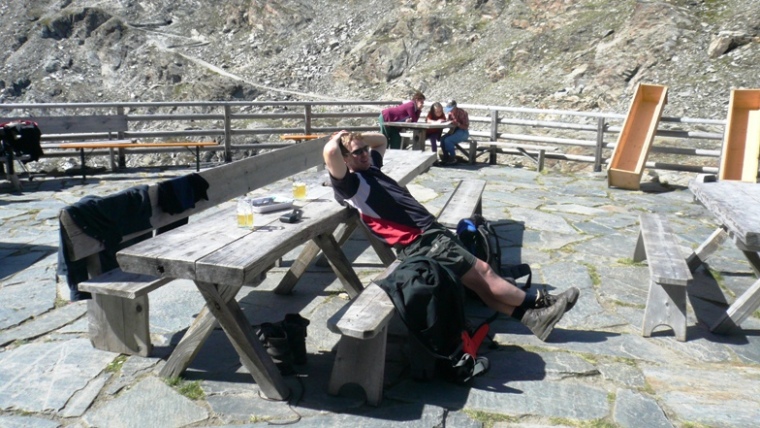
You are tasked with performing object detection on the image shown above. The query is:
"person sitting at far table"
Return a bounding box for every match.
[439,100,470,166]
[425,102,448,154]
[323,130,580,341]
[378,91,426,150]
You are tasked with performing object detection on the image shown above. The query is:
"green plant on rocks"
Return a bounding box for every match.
[164,376,205,400]
[105,355,128,373]
[463,409,517,427]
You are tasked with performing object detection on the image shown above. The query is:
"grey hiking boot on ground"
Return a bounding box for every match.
[521,293,569,341]
[536,286,580,312]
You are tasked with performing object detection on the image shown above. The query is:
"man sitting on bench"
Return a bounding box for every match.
[323,131,580,341]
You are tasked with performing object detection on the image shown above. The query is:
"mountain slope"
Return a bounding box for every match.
[1,0,758,119]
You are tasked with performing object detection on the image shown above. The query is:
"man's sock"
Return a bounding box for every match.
[511,290,538,320]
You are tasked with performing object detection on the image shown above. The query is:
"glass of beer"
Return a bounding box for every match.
[292,182,307,200]
[237,198,254,229]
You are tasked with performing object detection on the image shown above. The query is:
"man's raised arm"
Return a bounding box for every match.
[324,132,349,180]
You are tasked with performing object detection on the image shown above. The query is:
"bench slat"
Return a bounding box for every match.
[328,283,395,339]
[78,268,172,298]
[437,179,487,228]
[638,213,692,286]
[480,141,558,151]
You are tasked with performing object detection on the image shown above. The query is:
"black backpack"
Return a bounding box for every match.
[0,121,44,162]
[456,214,532,290]
[378,255,492,383]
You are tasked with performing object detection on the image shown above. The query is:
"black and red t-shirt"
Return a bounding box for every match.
[330,151,435,246]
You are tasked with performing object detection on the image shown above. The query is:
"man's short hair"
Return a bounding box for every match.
[338,132,362,156]
[412,91,426,101]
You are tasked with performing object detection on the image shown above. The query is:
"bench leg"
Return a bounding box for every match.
[468,140,477,164]
[642,280,687,342]
[88,294,152,356]
[537,149,546,172]
[79,148,87,181]
[328,326,388,406]
[489,145,497,165]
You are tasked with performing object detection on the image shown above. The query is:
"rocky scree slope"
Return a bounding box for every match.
[0,0,758,129]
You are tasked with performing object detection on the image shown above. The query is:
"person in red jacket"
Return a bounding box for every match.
[378,91,426,149]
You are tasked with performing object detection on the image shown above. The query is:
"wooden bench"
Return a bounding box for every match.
[60,137,327,356]
[58,141,219,181]
[633,213,693,341]
[468,141,558,171]
[326,178,486,405]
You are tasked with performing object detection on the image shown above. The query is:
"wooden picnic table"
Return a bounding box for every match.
[115,149,436,400]
[384,121,450,151]
[688,180,760,333]
[58,141,219,179]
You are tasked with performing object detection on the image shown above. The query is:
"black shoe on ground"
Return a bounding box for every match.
[277,313,310,365]
[443,157,458,166]
[536,286,580,311]
[256,322,295,375]
[521,294,569,341]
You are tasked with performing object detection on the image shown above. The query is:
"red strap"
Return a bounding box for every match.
[461,324,490,356]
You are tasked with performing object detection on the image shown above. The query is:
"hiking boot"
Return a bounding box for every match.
[277,313,310,365]
[256,322,294,375]
[536,286,580,312]
[521,294,568,341]
[443,156,458,166]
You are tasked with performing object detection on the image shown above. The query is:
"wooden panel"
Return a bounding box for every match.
[608,83,668,190]
[0,115,128,135]
[87,294,151,356]
[637,213,692,286]
[720,89,760,181]
[437,179,487,228]
[741,110,760,182]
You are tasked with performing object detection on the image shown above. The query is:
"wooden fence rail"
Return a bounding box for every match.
[1,100,727,174]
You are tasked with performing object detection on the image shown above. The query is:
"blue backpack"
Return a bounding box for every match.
[456,214,532,290]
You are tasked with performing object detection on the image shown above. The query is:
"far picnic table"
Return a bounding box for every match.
[58,140,219,180]
[384,121,450,151]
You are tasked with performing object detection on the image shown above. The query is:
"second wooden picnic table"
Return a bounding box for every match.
[115,149,436,400]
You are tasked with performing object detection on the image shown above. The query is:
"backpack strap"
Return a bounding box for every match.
[503,263,532,290]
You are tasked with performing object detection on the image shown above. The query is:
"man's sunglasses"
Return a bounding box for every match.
[349,146,369,156]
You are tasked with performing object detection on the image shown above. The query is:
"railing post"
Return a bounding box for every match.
[304,104,312,134]
[116,106,126,169]
[223,105,232,163]
[594,117,606,172]
[490,110,499,141]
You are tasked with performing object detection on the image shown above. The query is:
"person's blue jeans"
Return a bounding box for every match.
[441,129,470,158]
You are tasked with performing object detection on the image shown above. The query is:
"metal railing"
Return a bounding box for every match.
[1,100,727,174]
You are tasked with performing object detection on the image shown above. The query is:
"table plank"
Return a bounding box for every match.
[689,181,760,248]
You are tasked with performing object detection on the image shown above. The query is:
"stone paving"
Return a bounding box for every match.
[1,162,759,428]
